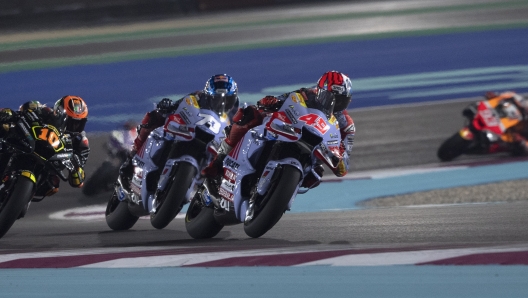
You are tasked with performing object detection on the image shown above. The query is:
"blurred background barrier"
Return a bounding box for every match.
[0,0,345,31]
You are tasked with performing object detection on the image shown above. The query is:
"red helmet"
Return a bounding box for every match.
[54,95,88,132]
[316,71,353,114]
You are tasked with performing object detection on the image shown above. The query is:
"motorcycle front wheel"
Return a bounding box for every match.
[244,165,301,238]
[0,176,34,239]
[105,190,139,230]
[437,132,473,162]
[185,194,224,239]
[150,162,196,230]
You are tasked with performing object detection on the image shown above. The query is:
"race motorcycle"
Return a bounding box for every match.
[185,92,345,239]
[437,96,524,161]
[105,95,230,230]
[0,110,78,239]
[82,125,137,196]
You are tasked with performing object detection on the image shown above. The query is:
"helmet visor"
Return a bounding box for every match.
[334,94,352,112]
[315,89,336,117]
[207,92,237,115]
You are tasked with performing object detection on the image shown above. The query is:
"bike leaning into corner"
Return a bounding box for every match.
[437,91,528,161]
[0,110,80,239]
[105,94,231,230]
[185,91,347,238]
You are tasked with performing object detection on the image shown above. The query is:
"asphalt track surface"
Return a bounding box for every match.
[2,98,528,252]
[1,0,528,264]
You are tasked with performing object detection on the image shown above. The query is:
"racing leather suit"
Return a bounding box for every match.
[202,87,355,185]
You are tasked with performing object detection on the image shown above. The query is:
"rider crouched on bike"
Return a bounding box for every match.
[0,96,90,197]
[483,91,528,155]
[119,74,240,191]
[202,70,355,188]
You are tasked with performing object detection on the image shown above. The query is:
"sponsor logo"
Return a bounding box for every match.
[291,94,299,103]
[225,159,240,170]
[55,153,72,159]
[218,187,234,202]
[224,169,236,181]
[329,115,337,125]
[220,198,231,211]
[221,179,235,192]
[285,109,298,124]
[331,85,345,93]
[180,112,191,124]
[289,106,300,116]
[189,95,200,108]
[327,140,338,145]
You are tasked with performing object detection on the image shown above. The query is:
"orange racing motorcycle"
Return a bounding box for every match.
[437,94,525,161]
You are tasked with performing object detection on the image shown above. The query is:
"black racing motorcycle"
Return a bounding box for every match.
[0,110,77,239]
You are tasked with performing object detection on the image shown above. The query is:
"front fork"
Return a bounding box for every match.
[244,158,303,223]
[150,157,202,214]
[0,170,36,219]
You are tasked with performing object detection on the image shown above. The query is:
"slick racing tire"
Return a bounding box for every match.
[437,132,472,162]
[0,176,33,239]
[185,195,224,239]
[150,162,196,230]
[105,190,139,230]
[244,165,301,238]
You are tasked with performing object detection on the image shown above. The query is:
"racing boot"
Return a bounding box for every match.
[118,150,136,192]
[201,140,233,179]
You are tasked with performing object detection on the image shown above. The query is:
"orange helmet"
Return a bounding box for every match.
[54,95,88,132]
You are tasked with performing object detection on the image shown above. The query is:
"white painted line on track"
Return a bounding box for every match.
[49,204,186,221]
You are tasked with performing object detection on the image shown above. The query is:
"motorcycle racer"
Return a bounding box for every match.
[202,70,355,188]
[483,91,528,155]
[0,96,90,196]
[119,74,240,191]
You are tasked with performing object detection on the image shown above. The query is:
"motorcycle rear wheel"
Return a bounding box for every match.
[437,132,472,162]
[185,195,224,239]
[150,162,196,230]
[244,165,301,238]
[0,176,33,239]
[105,190,139,230]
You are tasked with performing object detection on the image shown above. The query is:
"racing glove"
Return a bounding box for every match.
[257,96,280,111]
[334,159,347,177]
[68,167,85,188]
[72,132,90,167]
[330,144,349,177]
[156,98,173,116]
[259,96,278,106]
